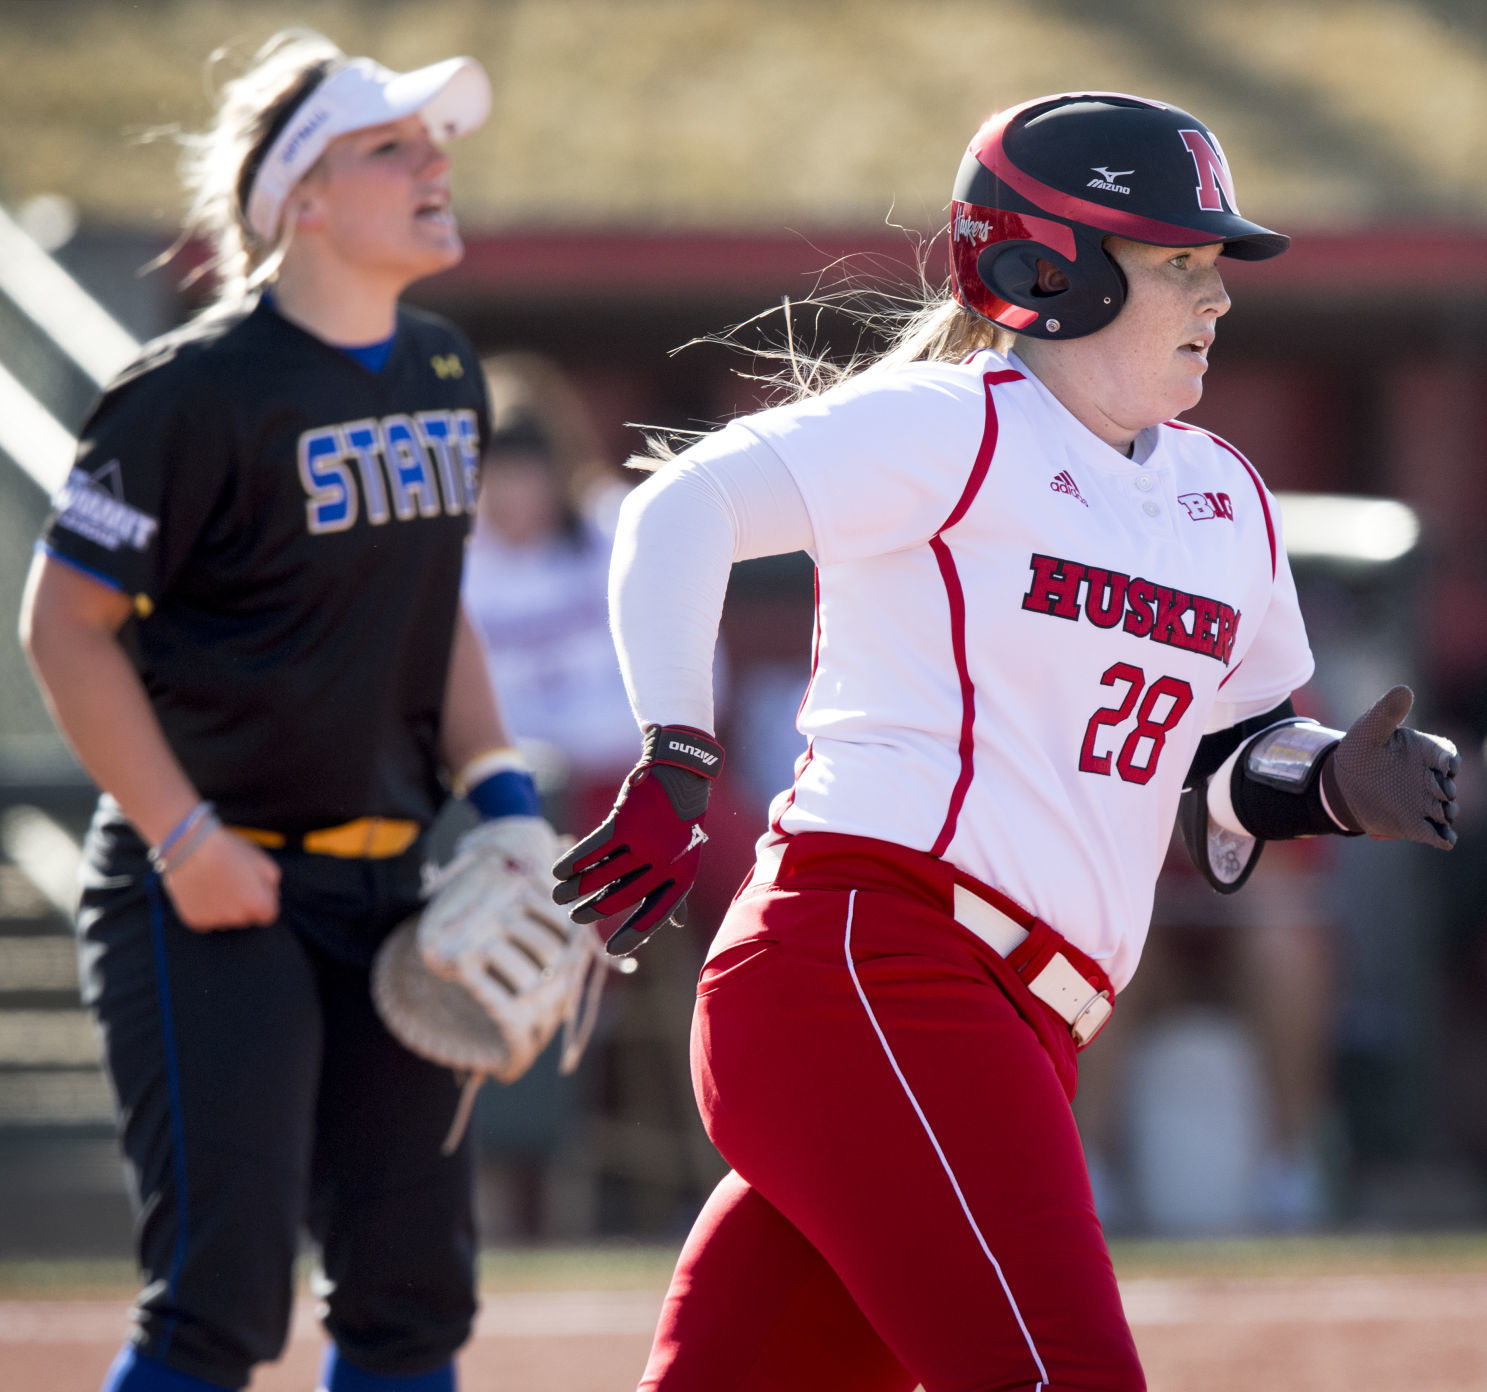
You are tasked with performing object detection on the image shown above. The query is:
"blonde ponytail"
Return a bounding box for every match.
[170,29,344,311]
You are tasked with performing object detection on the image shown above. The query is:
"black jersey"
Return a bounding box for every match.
[41,297,488,830]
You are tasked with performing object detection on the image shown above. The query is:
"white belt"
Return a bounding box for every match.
[952,884,1113,1048]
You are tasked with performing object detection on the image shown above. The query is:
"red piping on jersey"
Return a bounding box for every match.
[1166,421,1270,695]
[928,368,1021,856]
[771,568,823,835]
[929,534,975,857]
[1163,420,1276,578]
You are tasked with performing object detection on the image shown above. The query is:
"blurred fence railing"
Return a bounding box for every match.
[0,205,137,1254]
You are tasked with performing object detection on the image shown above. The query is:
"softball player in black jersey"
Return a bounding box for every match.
[20,32,542,1392]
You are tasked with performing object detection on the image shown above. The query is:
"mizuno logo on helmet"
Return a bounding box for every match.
[1087,167,1133,195]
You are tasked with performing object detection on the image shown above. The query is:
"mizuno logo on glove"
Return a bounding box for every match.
[551,724,725,956]
[668,740,720,767]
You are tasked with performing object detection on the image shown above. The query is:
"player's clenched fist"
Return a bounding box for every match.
[1322,685,1461,849]
[553,724,724,956]
[166,829,282,931]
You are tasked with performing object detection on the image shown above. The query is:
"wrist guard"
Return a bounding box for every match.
[1229,720,1352,841]
[1178,715,1345,893]
[1178,783,1262,894]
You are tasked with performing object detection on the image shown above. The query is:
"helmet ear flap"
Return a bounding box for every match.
[975,233,1128,339]
[977,242,1049,303]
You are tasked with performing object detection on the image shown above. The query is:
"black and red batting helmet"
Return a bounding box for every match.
[950,92,1289,340]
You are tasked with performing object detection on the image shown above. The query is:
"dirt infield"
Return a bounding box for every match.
[6,1251,1487,1390]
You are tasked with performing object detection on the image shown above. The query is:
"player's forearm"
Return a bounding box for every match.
[22,605,202,847]
[609,469,732,733]
[438,602,513,775]
[613,430,816,734]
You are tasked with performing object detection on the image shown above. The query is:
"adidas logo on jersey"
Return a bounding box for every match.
[1050,470,1089,507]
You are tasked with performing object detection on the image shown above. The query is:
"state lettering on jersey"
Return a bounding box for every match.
[51,461,159,552]
[297,409,480,535]
[1020,552,1240,665]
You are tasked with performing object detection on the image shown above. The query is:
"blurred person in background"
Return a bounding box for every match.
[463,352,638,833]
[459,352,637,1239]
[462,353,762,1238]
[1075,833,1337,1234]
[550,91,1461,1391]
[17,30,550,1392]
[1437,728,1487,1182]
[463,352,758,935]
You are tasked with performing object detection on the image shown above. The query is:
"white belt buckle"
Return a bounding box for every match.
[951,886,1112,1049]
[1027,952,1112,1048]
[1069,990,1113,1048]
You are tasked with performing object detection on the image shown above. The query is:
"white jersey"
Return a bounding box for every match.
[735,349,1313,989]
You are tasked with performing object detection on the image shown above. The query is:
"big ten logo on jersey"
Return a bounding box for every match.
[296,410,479,535]
[1178,491,1233,521]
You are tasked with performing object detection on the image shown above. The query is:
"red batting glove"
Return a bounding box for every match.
[552,724,725,955]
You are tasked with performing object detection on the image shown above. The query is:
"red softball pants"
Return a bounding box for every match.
[640,833,1143,1392]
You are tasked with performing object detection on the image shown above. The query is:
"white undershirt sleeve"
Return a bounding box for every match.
[609,424,816,733]
[1203,698,1295,833]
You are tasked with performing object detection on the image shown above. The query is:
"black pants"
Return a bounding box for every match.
[78,802,477,1388]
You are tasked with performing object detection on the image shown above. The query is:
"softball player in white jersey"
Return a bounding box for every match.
[553,92,1461,1391]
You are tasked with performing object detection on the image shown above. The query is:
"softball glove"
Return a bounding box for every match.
[372,816,616,1153]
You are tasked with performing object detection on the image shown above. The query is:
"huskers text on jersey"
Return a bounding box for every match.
[1020,552,1241,665]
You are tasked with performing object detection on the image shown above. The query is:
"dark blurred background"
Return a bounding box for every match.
[1,0,1485,1254]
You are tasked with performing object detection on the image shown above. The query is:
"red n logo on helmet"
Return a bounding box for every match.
[1178,129,1239,214]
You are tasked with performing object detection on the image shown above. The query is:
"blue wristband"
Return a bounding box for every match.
[156,801,211,857]
[466,768,541,820]
[148,800,215,873]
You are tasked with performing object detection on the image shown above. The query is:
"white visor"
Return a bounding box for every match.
[245,55,492,244]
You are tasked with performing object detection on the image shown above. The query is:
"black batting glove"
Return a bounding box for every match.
[552,724,725,955]
[1321,686,1460,850]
